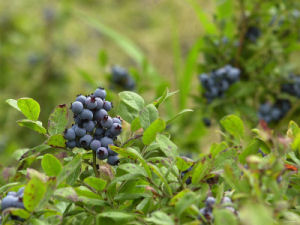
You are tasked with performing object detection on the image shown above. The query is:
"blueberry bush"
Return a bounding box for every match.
[1,0,300,224]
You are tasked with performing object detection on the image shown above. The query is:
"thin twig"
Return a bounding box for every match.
[92,151,99,177]
[121,134,143,147]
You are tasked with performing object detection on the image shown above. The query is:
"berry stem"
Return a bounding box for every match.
[92,151,100,177]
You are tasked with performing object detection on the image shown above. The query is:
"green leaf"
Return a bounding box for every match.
[48,104,69,136]
[239,203,273,225]
[10,209,30,219]
[220,114,244,139]
[57,155,82,185]
[41,154,62,177]
[139,104,159,130]
[131,117,142,132]
[24,177,46,212]
[192,160,210,184]
[118,91,145,123]
[146,211,174,225]
[6,99,21,112]
[97,211,135,224]
[214,209,238,225]
[111,146,152,178]
[143,118,166,145]
[84,177,107,192]
[176,157,193,171]
[239,139,260,164]
[47,134,66,148]
[17,97,40,121]
[156,134,178,159]
[149,163,172,196]
[166,109,193,124]
[175,191,197,216]
[17,119,47,134]
[77,69,98,87]
[153,88,178,108]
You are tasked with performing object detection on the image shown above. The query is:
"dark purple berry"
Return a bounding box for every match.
[96,147,108,160]
[80,135,93,149]
[100,137,114,147]
[79,109,93,120]
[101,116,113,129]
[71,101,84,115]
[74,126,86,137]
[94,109,108,121]
[83,121,96,133]
[64,128,76,140]
[76,95,87,105]
[90,140,101,151]
[94,88,106,99]
[110,123,122,136]
[66,140,76,148]
[85,96,97,110]
[103,101,112,111]
[95,97,104,110]
[107,155,120,166]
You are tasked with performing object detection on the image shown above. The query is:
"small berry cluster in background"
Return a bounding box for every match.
[199,196,236,223]
[64,87,122,166]
[199,65,241,103]
[258,99,291,124]
[281,74,300,98]
[111,66,135,90]
[181,166,193,185]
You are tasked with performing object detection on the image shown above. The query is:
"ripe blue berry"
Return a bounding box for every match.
[76,95,87,104]
[74,126,86,137]
[94,109,108,121]
[95,97,104,110]
[7,192,17,197]
[112,117,122,124]
[1,195,18,210]
[101,116,113,129]
[110,123,122,136]
[66,140,76,148]
[96,147,108,160]
[80,135,93,149]
[17,187,24,197]
[107,155,120,166]
[90,139,101,151]
[95,127,105,136]
[83,121,96,133]
[94,88,106,99]
[205,197,216,208]
[100,137,114,147]
[71,101,83,115]
[79,109,93,121]
[103,101,112,111]
[85,96,97,110]
[64,128,76,140]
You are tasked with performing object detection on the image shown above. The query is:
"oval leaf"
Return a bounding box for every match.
[17,98,40,121]
[41,154,62,177]
[24,177,46,212]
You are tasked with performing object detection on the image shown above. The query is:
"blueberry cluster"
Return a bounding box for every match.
[199,65,241,103]
[1,187,24,211]
[198,196,236,222]
[258,99,291,124]
[111,66,135,90]
[64,87,122,166]
[281,75,300,98]
[245,26,261,42]
[181,166,193,185]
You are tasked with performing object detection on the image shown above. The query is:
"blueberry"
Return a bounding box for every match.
[74,116,82,125]
[90,140,101,151]
[74,126,86,137]
[95,97,104,110]
[205,197,216,208]
[64,128,76,140]
[125,77,135,90]
[79,109,93,121]
[112,66,128,82]
[96,147,108,160]
[7,192,17,197]
[76,95,87,105]
[203,118,211,127]
[107,155,120,165]
[66,140,76,149]
[101,116,113,129]
[100,137,114,147]
[83,121,96,133]
[103,101,112,111]
[94,88,106,99]
[94,109,108,121]
[80,135,93,149]
[112,117,122,124]
[85,96,97,110]
[1,195,17,210]
[271,108,281,120]
[110,123,122,136]
[246,26,261,42]
[71,101,83,115]
[17,187,25,197]
[222,196,232,204]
